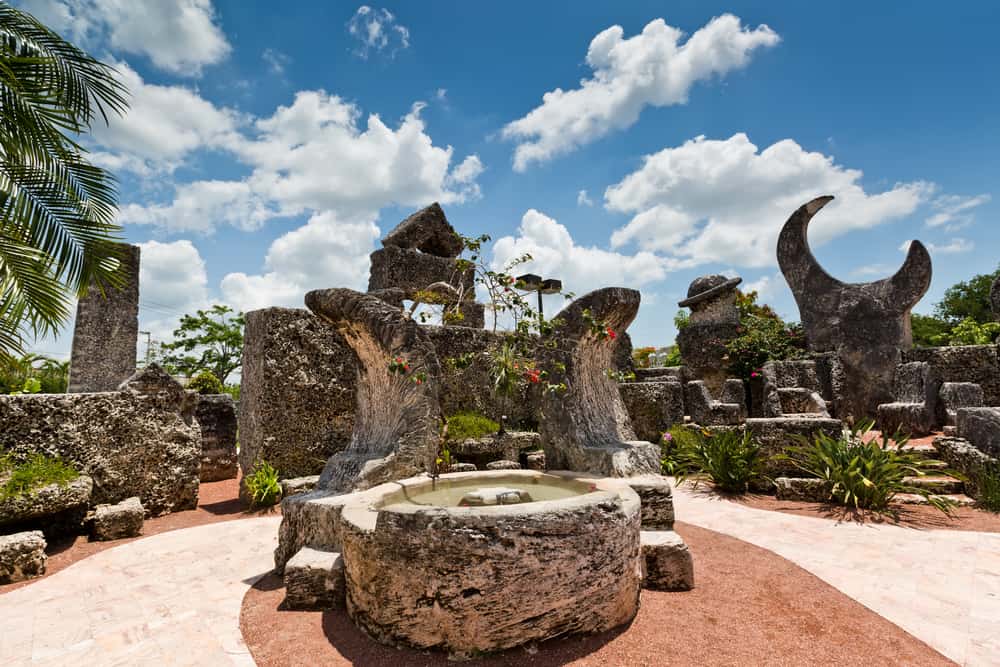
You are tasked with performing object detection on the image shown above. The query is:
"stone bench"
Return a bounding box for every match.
[282,546,345,610]
[0,530,47,583]
[640,530,693,591]
[0,475,92,536]
[91,497,144,541]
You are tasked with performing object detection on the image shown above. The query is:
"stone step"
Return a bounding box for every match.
[282,547,345,610]
[919,459,949,470]
[903,475,964,494]
[895,493,976,507]
[640,531,693,591]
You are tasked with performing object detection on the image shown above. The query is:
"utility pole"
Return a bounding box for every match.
[139,331,152,365]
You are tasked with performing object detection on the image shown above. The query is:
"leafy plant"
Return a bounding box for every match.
[245,460,280,508]
[1,352,69,394]
[944,318,1000,345]
[0,5,130,360]
[672,427,764,494]
[445,412,500,441]
[726,290,807,380]
[777,422,956,515]
[187,370,224,395]
[158,305,245,384]
[0,452,78,500]
[660,425,702,476]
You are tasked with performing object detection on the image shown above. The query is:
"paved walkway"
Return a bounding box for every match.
[0,516,280,666]
[672,484,1000,666]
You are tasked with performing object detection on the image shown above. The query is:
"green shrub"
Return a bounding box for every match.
[777,422,955,515]
[245,460,280,508]
[671,427,764,493]
[222,383,241,401]
[977,462,1000,513]
[0,452,79,500]
[445,412,500,441]
[187,370,224,395]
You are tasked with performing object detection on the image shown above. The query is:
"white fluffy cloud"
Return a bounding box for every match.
[136,240,211,342]
[346,5,410,59]
[221,213,379,312]
[491,209,666,305]
[577,189,594,207]
[17,0,230,76]
[606,133,932,268]
[925,194,990,228]
[118,180,276,233]
[900,238,974,255]
[88,63,243,174]
[502,15,779,171]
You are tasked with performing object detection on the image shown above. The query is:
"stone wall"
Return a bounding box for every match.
[68,244,140,392]
[905,345,1000,407]
[0,366,200,515]
[195,394,238,481]
[239,308,357,481]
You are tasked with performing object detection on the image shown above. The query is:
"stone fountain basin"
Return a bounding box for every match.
[337,470,642,657]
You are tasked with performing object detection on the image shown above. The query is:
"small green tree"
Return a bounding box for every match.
[159,305,244,384]
[934,265,1000,325]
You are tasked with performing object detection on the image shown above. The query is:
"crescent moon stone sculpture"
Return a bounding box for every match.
[777,196,932,419]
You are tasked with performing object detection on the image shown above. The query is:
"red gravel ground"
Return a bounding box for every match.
[240,521,954,667]
[0,476,276,594]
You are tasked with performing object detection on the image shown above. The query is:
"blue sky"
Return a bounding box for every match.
[17,0,999,357]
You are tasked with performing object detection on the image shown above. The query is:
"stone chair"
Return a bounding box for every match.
[938,382,984,435]
[875,361,941,437]
[753,359,830,418]
[684,380,743,426]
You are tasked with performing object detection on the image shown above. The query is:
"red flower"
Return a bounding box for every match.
[606,327,617,340]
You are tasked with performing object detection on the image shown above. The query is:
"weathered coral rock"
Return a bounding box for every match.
[305,288,441,493]
[196,394,238,481]
[685,381,743,425]
[0,365,200,515]
[640,530,694,591]
[676,275,742,394]
[634,367,685,383]
[239,308,356,481]
[905,345,1000,407]
[485,459,520,470]
[280,475,320,499]
[525,451,545,471]
[0,530,47,583]
[627,475,675,530]
[68,243,140,392]
[368,246,473,297]
[380,202,464,258]
[619,381,684,443]
[933,436,999,498]
[938,382,984,427]
[538,288,659,477]
[339,472,643,657]
[746,417,843,479]
[778,196,932,419]
[0,476,92,530]
[449,462,477,473]
[449,431,539,468]
[91,496,144,541]
[956,407,1000,457]
[876,362,941,437]
[282,547,345,610]
[774,477,833,502]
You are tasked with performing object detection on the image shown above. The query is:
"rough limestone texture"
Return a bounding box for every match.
[305,289,441,493]
[339,475,643,657]
[195,394,238,482]
[381,202,464,257]
[0,476,92,530]
[538,288,660,477]
[876,362,941,437]
[525,452,545,471]
[956,407,1000,457]
[939,382,984,426]
[619,381,684,443]
[778,196,932,420]
[449,431,539,468]
[449,462,477,473]
[0,530,46,584]
[627,476,675,530]
[685,381,743,426]
[640,530,694,591]
[91,496,144,541]
[239,308,357,482]
[485,460,521,470]
[280,475,320,499]
[274,491,352,574]
[676,274,742,394]
[282,547,346,610]
[933,436,999,498]
[746,417,843,479]
[368,246,474,298]
[774,477,833,502]
[0,365,200,515]
[905,345,1000,407]
[68,244,140,393]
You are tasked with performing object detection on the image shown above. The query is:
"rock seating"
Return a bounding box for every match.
[91,497,144,541]
[0,530,47,583]
[754,359,830,418]
[684,380,743,426]
[0,476,92,535]
[619,380,684,442]
[640,530,694,591]
[956,407,1000,457]
[876,362,941,437]
[282,546,346,610]
[938,382,984,434]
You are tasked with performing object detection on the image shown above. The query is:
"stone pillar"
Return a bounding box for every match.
[675,274,742,395]
[68,244,140,393]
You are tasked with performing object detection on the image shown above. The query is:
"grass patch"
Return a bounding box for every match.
[977,462,1000,513]
[445,412,499,441]
[0,452,79,500]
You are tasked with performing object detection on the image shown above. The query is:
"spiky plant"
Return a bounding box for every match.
[0,3,129,360]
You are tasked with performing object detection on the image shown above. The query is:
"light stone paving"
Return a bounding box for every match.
[0,516,280,666]
[672,483,1000,667]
